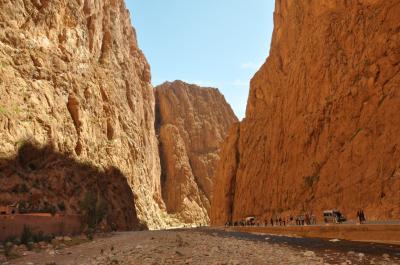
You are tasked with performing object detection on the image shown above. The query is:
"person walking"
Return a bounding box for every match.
[361,210,366,224]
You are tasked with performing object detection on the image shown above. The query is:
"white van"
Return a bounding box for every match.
[323,210,346,223]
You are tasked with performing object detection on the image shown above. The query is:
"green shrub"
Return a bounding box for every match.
[12,238,21,245]
[79,191,108,230]
[3,241,13,257]
[11,184,29,193]
[4,228,53,255]
[18,201,29,214]
[40,203,57,216]
[4,236,17,245]
[95,197,107,226]
[32,231,45,243]
[20,183,29,193]
[48,205,57,216]
[86,228,94,241]
[0,106,6,115]
[13,106,21,115]
[26,241,34,250]
[58,202,66,212]
[20,226,34,246]
[44,234,55,243]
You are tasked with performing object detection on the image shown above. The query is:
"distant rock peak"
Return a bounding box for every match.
[155,81,238,225]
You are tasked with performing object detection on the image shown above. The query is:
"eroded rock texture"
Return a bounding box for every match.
[156,81,237,224]
[0,0,168,229]
[212,0,400,225]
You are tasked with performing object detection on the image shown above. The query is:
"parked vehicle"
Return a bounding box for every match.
[244,216,256,226]
[323,210,346,223]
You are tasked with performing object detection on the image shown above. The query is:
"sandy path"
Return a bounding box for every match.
[5,229,399,265]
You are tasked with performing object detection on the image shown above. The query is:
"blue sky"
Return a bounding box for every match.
[127,1,275,119]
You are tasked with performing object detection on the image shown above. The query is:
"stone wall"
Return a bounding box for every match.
[0,214,82,242]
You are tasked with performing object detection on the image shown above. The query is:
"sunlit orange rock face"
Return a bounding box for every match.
[212,0,400,225]
[0,0,167,229]
[156,81,237,224]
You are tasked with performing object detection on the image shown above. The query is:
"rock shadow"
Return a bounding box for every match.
[0,142,147,231]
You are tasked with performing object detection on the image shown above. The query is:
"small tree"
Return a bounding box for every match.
[4,241,13,257]
[95,197,108,226]
[58,202,66,212]
[18,201,28,213]
[80,191,108,230]
[20,225,33,246]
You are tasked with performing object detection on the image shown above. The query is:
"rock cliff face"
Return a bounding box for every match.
[156,81,237,224]
[0,0,168,229]
[212,0,400,225]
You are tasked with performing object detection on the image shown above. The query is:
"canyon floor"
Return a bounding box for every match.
[3,228,400,265]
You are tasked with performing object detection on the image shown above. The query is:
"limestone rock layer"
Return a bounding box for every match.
[156,81,238,224]
[212,0,400,225]
[0,0,168,229]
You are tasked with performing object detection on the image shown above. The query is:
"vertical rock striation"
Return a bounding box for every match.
[212,0,400,225]
[0,0,167,229]
[155,81,238,224]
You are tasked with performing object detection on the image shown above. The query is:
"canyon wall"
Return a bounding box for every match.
[156,81,237,224]
[212,0,400,225]
[0,0,169,229]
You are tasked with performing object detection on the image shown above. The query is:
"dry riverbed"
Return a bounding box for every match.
[2,229,399,265]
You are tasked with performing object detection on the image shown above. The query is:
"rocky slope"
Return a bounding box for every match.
[0,0,169,229]
[212,0,400,225]
[155,81,237,224]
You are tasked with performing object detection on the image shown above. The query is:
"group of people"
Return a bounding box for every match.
[356,209,366,224]
[294,216,305,226]
[293,214,317,226]
[225,210,367,227]
[263,214,316,227]
[226,214,317,227]
[268,217,287,226]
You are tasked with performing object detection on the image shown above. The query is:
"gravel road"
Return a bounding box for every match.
[4,228,400,265]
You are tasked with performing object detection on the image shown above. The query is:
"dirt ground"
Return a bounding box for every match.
[2,228,400,265]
